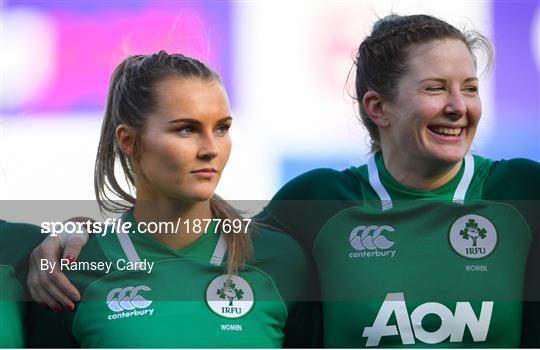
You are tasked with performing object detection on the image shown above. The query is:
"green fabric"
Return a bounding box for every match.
[0,266,25,348]
[367,153,491,201]
[315,200,530,347]
[481,158,540,347]
[260,153,540,347]
[28,213,311,348]
[0,221,44,348]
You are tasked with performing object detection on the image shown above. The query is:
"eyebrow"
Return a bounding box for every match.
[418,77,479,84]
[168,116,233,125]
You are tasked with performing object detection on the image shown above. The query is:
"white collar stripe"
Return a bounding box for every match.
[368,154,393,211]
[210,233,227,266]
[367,153,475,211]
[452,153,474,204]
[116,218,142,263]
[116,216,229,267]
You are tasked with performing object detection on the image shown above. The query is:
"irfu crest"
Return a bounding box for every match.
[217,279,244,306]
[206,274,254,318]
[449,214,497,259]
[459,219,487,247]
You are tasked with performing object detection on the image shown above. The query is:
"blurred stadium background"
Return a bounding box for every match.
[1,0,538,201]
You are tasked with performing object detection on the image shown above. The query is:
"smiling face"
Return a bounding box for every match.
[380,39,481,170]
[132,77,232,202]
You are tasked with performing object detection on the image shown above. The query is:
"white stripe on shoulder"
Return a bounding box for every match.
[368,154,393,211]
[210,233,227,266]
[453,153,475,204]
[116,218,142,264]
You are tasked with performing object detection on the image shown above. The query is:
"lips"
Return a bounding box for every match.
[191,168,217,174]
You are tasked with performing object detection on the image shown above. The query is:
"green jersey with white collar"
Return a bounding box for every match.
[28,213,313,348]
[259,153,540,347]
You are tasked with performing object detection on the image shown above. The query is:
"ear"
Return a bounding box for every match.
[362,90,389,128]
[115,124,136,156]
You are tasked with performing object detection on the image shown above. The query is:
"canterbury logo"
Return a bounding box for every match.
[350,225,395,250]
[106,285,152,312]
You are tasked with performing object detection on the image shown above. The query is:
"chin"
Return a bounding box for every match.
[430,150,468,166]
[186,188,218,202]
[425,144,468,164]
[172,182,218,202]
[183,193,215,202]
[166,189,214,203]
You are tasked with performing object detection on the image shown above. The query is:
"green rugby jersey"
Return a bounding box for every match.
[28,212,313,348]
[260,153,540,347]
[0,220,43,348]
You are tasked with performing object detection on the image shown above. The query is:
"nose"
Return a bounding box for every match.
[444,88,467,119]
[197,133,219,160]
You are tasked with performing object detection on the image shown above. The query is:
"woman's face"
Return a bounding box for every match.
[133,77,232,202]
[382,39,481,167]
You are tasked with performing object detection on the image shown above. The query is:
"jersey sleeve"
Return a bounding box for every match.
[254,169,361,347]
[0,221,47,290]
[0,221,46,347]
[250,226,323,347]
[483,158,540,235]
[256,168,359,252]
[26,235,109,347]
[483,158,540,347]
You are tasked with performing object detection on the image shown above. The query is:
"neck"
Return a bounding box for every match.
[133,199,213,249]
[381,151,462,190]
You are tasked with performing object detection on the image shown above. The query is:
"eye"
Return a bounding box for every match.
[177,126,193,136]
[463,85,479,95]
[425,86,444,92]
[216,124,230,136]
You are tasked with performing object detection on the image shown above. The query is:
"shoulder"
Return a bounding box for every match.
[251,225,307,269]
[483,157,540,199]
[271,168,357,201]
[257,167,364,246]
[0,222,45,293]
[78,233,109,261]
[472,154,494,173]
[0,220,43,236]
[481,157,540,238]
[490,158,540,177]
[249,225,310,299]
[64,233,112,292]
[0,221,45,262]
